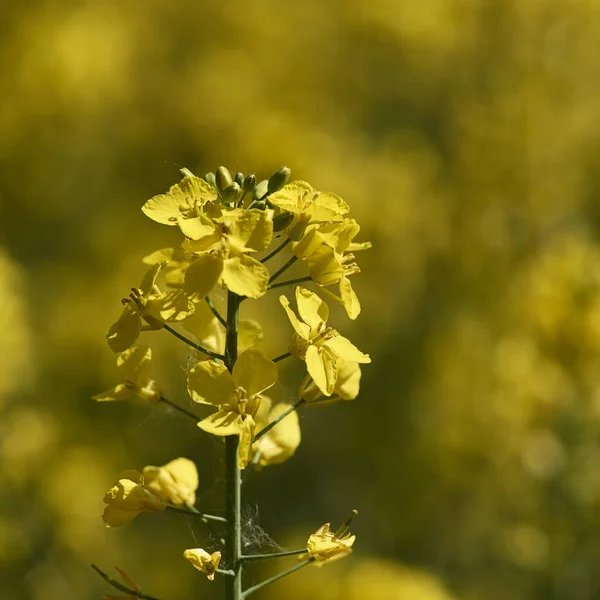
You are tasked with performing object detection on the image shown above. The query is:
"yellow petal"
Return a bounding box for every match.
[92,383,135,402]
[198,410,244,437]
[238,415,256,469]
[334,360,361,400]
[183,548,221,581]
[312,191,349,217]
[238,319,264,353]
[150,290,195,322]
[107,306,142,353]
[183,300,223,353]
[177,215,215,241]
[244,210,274,252]
[118,346,152,385]
[139,263,164,296]
[142,247,185,265]
[184,254,223,298]
[324,335,370,363]
[268,181,316,214]
[141,193,182,226]
[308,252,344,286]
[232,350,278,396]
[279,295,311,340]
[339,277,361,320]
[188,360,235,405]
[305,344,337,396]
[221,255,269,299]
[255,403,301,467]
[296,287,329,330]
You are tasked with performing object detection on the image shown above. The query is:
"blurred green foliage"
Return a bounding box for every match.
[2,0,600,599]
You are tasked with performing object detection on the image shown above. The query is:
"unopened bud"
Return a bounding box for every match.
[234,172,244,187]
[267,166,291,194]
[215,166,233,194]
[252,179,269,201]
[243,174,256,193]
[221,182,242,204]
[273,212,294,232]
[204,172,216,188]
[180,167,196,178]
[252,200,266,211]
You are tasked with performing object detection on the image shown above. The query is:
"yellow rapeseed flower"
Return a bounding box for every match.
[92,346,161,404]
[183,548,222,581]
[102,471,165,527]
[280,287,370,395]
[187,350,278,468]
[307,522,355,566]
[142,457,198,507]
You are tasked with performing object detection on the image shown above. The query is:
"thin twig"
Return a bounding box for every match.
[164,324,225,361]
[260,238,291,263]
[253,399,305,442]
[159,396,200,422]
[241,559,314,598]
[268,276,312,290]
[268,255,298,285]
[206,296,227,327]
[272,351,292,363]
[241,548,308,561]
[91,564,162,600]
[165,505,228,524]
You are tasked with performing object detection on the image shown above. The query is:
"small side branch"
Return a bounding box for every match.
[159,396,200,422]
[91,564,162,600]
[241,559,314,598]
[241,548,308,562]
[268,276,312,291]
[272,351,292,363]
[206,296,227,328]
[165,505,228,524]
[253,399,305,442]
[261,238,291,263]
[164,324,225,361]
[268,255,298,285]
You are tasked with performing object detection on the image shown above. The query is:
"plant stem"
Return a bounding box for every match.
[253,399,305,442]
[241,548,308,561]
[225,291,243,600]
[159,395,200,422]
[272,351,292,363]
[163,324,225,361]
[206,296,227,327]
[241,559,314,598]
[268,276,312,290]
[164,505,228,524]
[91,564,163,600]
[268,255,298,285]
[260,238,291,263]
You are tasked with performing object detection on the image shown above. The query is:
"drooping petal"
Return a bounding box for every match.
[92,383,136,402]
[184,254,224,298]
[232,350,278,396]
[187,360,235,405]
[107,306,142,353]
[198,410,244,437]
[324,335,371,364]
[339,277,361,320]
[143,457,198,507]
[238,415,256,469]
[305,344,337,396]
[221,255,269,299]
[334,359,362,400]
[117,345,153,384]
[296,287,329,331]
[279,295,311,340]
[255,403,301,467]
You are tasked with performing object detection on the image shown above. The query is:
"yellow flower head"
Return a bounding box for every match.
[92,346,161,404]
[183,548,222,581]
[102,472,165,527]
[107,263,194,352]
[142,175,219,240]
[187,350,278,468]
[142,457,199,507]
[307,523,356,566]
[280,287,370,395]
[252,398,302,468]
[268,181,349,241]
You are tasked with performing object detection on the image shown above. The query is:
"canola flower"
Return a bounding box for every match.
[93,166,371,599]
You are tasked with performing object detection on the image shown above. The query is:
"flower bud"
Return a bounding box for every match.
[273,212,294,232]
[243,174,256,193]
[252,200,266,211]
[180,167,196,178]
[252,179,269,201]
[267,166,291,194]
[234,172,244,186]
[215,166,233,194]
[221,182,242,204]
[204,172,216,188]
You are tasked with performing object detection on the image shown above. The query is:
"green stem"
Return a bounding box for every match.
[91,564,162,600]
[163,324,225,361]
[268,276,312,290]
[272,351,292,363]
[206,296,227,328]
[164,505,228,524]
[241,548,308,561]
[254,399,305,442]
[225,291,243,600]
[159,395,200,422]
[261,238,291,263]
[241,559,314,598]
[268,255,298,285]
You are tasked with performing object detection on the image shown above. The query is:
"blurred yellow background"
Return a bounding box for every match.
[2,0,600,599]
